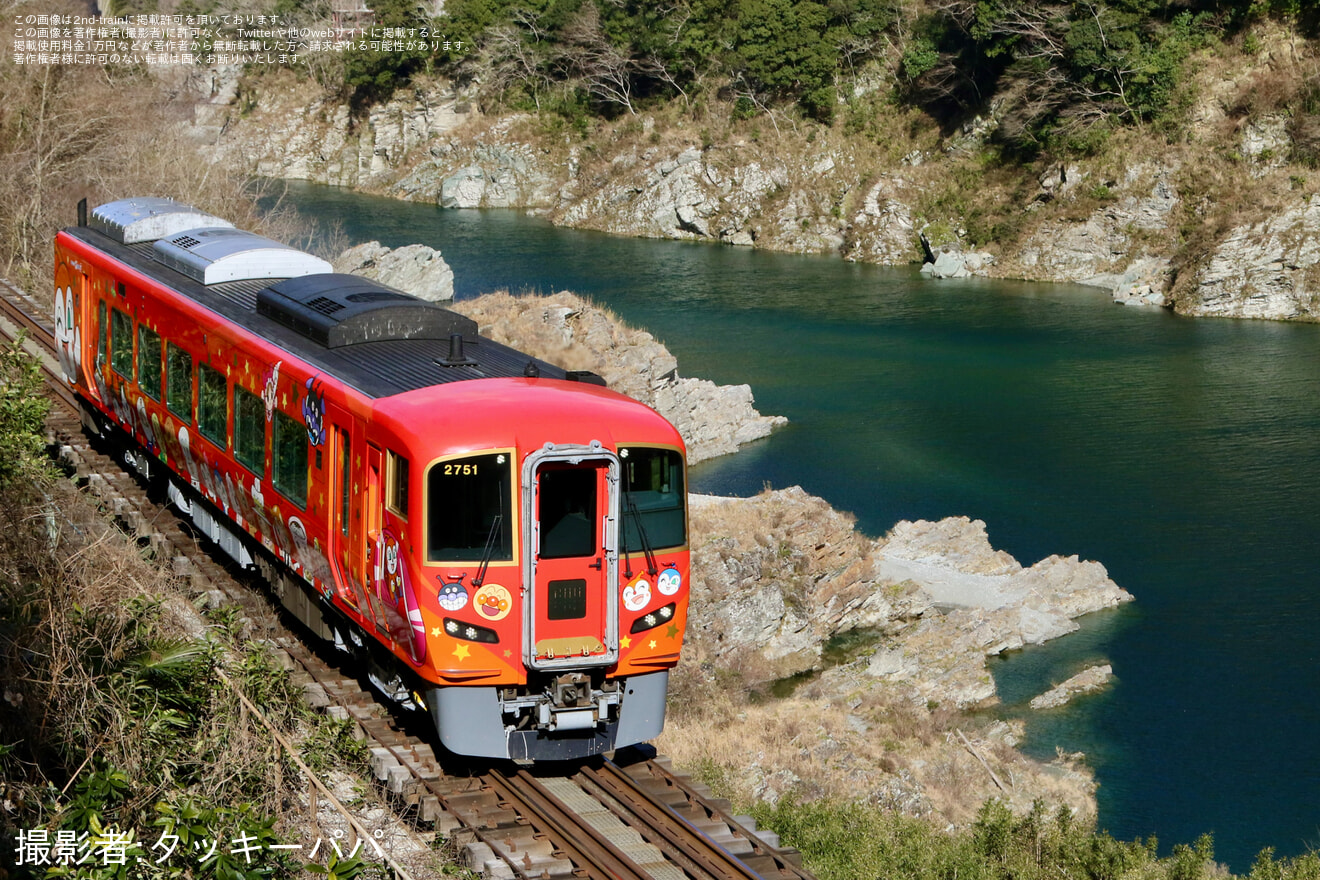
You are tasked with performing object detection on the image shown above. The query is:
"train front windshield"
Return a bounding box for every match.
[427,453,513,562]
[620,447,685,550]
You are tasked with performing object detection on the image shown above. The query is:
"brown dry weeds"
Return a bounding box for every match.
[0,0,308,293]
[659,665,1095,829]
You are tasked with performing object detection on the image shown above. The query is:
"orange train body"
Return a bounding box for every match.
[55,198,689,760]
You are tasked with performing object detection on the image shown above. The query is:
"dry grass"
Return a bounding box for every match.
[659,664,1096,828]
[0,480,296,817]
[0,0,307,293]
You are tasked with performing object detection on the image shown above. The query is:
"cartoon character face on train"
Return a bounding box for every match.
[53,284,81,385]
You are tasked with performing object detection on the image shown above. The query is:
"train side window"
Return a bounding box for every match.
[386,451,409,519]
[233,386,265,478]
[197,363,227,447]
[166,343,192,419]
[273,410,308,509]
[136,325,162,400]
[96,301,107,367]
[109,308,132,377]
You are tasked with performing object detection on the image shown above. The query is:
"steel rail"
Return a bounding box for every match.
[584,762,764,880]
[625,761,815,879]
[486,766,653,880]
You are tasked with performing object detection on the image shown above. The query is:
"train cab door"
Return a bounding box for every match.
[522,443,619,672]
[329,416,385,635]
[364,442,408,649]
[361,443,393,637]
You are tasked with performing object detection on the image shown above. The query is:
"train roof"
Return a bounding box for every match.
[61,222,592,401]
[379,376,685,455]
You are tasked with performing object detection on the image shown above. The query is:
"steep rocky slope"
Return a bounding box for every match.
[685,489,1132,709]
[659,487,1131,826]
[197,28,1320,322]
[452,290,786,464]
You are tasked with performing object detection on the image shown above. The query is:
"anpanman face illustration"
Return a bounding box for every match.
[473,584,512,621]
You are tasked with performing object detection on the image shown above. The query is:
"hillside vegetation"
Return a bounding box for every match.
[184,0,1320,319]
[342,0,1320,152]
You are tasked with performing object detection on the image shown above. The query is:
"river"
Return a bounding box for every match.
[274,181,1320,871]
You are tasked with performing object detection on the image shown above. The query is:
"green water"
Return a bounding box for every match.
[276,181,1320,871]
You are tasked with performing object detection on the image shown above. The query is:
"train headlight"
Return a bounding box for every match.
[629,603,677,634]
[443,618,499,644]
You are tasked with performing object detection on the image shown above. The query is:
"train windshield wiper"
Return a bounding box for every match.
[627,498,658,577]
[472,513,503,587]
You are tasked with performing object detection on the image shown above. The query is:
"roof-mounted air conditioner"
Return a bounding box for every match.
[153,226,332,285]
[89,197,234,244]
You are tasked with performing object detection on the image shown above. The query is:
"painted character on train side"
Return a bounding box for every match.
[53,284,82,386]
[303,377,325,447]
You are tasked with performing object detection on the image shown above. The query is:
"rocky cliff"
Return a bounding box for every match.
[1177,196,1320,320]
[333,241,784,462]
[194,70,475,187]
[685,490,1133,709]
[659,487,1131,826]
[334,240,456,301]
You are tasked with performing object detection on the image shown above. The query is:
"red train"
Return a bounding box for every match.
[54,197,690,761]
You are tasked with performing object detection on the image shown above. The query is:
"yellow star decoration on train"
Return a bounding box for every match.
[431,627,442,637]
[503,650,512,659]
[620,636,631,649]
[648,640,657,650]
[452,644,470,660]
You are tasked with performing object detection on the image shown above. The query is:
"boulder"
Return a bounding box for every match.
[335,241,455,302]
[1091,257,1171,307]
[451,291,785,463]
[1029,664,1114,709]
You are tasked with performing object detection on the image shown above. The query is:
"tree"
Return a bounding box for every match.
[342,0,433,106]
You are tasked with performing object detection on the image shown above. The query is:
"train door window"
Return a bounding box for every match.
[273,410,308,509]
[166,343,192,419]
[197,363,227,447]
[339,431,351,537]
[109,308,132,377]
[233,386,265,478]
[96,301,107,368]
[136,325,162,400]
[386,451,409,519]
[539,468,597,559]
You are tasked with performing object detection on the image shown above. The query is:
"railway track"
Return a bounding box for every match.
[1,278,818,880]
